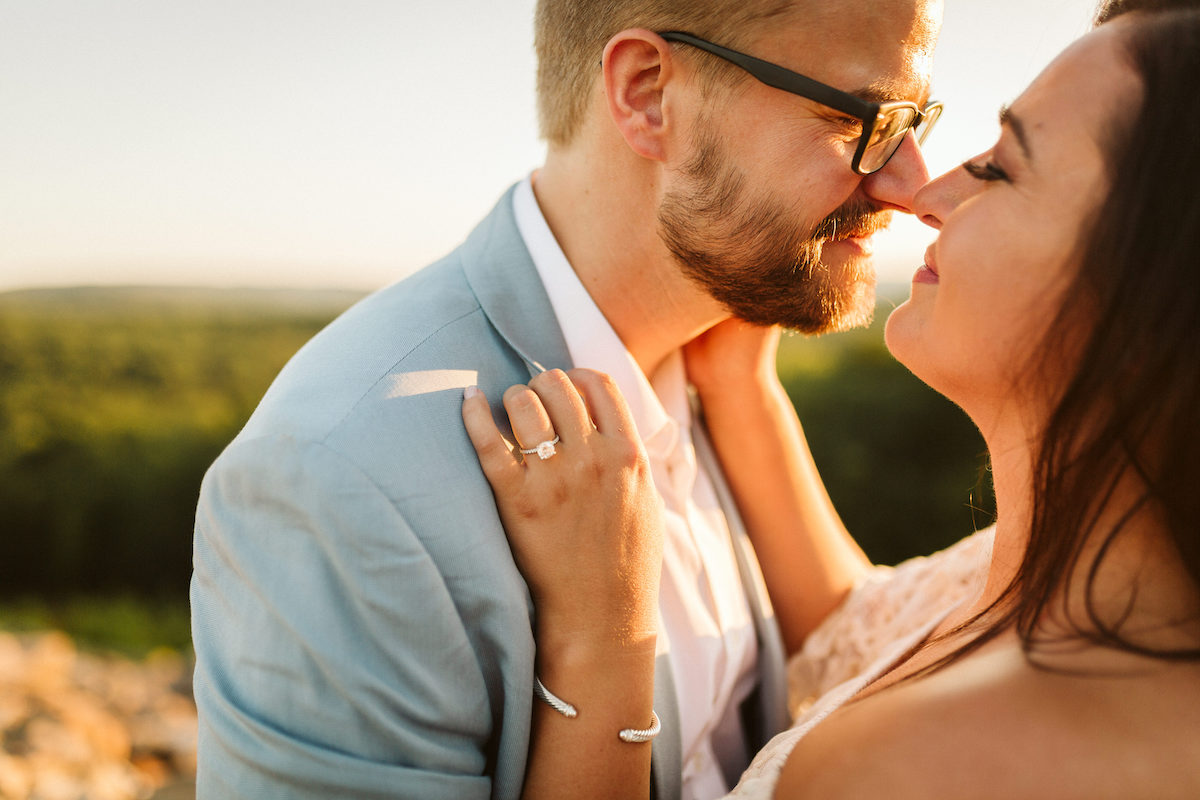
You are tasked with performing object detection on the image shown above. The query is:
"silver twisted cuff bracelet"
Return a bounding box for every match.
[533,675,578,718]
[617,709,662,743]
[534,676,661,743]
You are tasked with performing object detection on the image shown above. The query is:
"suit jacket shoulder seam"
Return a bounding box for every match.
[319,304,488,444]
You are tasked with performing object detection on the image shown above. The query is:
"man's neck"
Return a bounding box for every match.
[532,149,725,378]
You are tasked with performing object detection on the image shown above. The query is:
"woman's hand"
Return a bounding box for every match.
[464,368,660,797]
[685,319,870,653]
[683,318,782,400]
[462,368,664,654]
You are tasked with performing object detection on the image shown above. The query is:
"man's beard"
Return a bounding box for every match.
[657,127,890,334]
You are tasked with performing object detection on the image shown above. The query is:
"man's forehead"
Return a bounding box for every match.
[753,0,940,101]
[854,48,936,104]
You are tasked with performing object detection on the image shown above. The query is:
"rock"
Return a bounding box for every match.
[0,630,196,800]
[0,752,34,799]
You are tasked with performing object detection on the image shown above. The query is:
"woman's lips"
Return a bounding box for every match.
[914,247,940,284]
[913,264,939,284]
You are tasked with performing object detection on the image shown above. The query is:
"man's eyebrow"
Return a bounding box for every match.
[852,79,932,106]
[999,104,1032,159]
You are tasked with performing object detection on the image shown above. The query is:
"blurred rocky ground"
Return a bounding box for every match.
[0,631,196,800]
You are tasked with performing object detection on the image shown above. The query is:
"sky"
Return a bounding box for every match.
[1,0,1101,293]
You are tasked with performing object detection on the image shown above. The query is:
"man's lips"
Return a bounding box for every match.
[832,227,876,241]
[817,207,893,243]
[823,217,889,256]
[815,207,892,263]
[832,216,891,242]
[825,235,876,256]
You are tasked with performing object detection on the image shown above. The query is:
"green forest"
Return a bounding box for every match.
[0,286,993,652]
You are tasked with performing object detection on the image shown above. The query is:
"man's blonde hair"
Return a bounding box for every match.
[534,0,796,146]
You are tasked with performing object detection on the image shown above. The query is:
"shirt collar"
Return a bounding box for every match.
[512,174,690,459]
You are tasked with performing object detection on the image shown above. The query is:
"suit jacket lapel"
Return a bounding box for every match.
[460,184,685,800]
[460,185,572,378]
[651,651,682,800]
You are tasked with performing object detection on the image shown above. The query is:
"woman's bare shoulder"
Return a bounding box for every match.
[773,640,1200,800]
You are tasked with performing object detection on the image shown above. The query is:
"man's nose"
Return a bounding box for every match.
[860,132,931,214]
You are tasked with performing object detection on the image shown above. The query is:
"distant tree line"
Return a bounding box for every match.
[777,323,994,566]
[0,288,359,598]
[0,287,992,602]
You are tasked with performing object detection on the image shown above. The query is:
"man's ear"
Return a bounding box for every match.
[602,30,677,162]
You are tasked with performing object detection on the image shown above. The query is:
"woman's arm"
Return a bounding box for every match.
[685,321,872,654]
[462,368,661,800]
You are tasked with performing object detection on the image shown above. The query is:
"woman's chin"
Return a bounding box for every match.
[882,298,917,364]
[884,300,947,396]
[884,305,994,429]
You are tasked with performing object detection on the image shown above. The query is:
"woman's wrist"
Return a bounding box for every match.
[532,572,660,651]
[534,613,658,667]
[692,369,786,417]
[533,627,658,722]
[684,320,782,400]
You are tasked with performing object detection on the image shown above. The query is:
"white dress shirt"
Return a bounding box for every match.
[513,175,759,800]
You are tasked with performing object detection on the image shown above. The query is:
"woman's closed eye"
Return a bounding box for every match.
[963,159,1010,182]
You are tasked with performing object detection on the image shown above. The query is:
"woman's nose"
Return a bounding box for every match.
[913,164,981,230]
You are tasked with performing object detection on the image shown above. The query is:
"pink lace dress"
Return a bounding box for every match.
[722,527,995,799]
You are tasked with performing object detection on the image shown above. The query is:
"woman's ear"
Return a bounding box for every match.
[602,29,677,161]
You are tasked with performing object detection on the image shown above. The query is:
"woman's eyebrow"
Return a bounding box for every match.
[999,104,1033,160]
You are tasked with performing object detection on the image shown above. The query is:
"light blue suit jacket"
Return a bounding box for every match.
[191,185,789,799]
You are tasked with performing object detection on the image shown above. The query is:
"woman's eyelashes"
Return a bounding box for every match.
[963,158,1010,182]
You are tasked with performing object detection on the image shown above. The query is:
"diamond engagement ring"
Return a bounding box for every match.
[519,435,560,461]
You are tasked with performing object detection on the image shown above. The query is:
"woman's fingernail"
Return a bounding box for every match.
[464,386,480,399]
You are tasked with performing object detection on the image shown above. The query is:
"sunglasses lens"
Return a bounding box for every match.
[915,103,944,145]
[859,106,918,173]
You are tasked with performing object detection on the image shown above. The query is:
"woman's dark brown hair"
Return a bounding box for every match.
[1013,6,1200,661]
[921,4,1200,675]
[1095,0,1200,22]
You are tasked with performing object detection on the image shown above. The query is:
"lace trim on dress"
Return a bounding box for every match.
[722,527,995,800]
